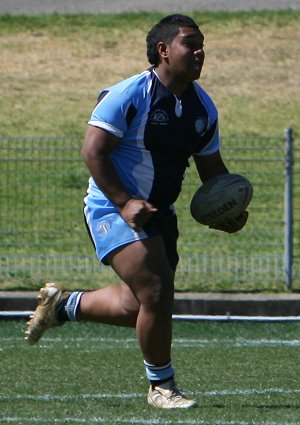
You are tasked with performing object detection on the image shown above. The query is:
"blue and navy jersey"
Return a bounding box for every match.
[87,68,220,208]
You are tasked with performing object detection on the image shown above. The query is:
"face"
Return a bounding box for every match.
[161,26,205,84]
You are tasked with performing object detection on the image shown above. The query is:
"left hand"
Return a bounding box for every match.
[209,211,249,234]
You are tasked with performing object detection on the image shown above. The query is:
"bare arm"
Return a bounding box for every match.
[193,151,248,233]
[193,150,229,183]
[82,125,157,231]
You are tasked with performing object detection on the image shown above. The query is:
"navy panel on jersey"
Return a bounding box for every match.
[87,68,220,208]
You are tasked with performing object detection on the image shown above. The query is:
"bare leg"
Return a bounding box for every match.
[107,236,174,366]
[79,283,140,327]
[79,235,174,366]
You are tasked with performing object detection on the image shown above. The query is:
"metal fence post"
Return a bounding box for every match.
[284,127,294,290]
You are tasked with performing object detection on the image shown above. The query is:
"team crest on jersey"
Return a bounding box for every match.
[150,109,169,125]
[195,117,208,135]
[97,217,114,235]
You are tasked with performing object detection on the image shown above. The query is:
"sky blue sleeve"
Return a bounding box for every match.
[88,89,132,138]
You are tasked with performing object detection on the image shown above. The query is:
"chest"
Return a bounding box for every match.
[144,84,209,155]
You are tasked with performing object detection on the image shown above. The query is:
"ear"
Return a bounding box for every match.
[157,41,169,60]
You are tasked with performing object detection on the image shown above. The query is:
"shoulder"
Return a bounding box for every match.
[103,69,152,100]
[192,82,218,115]
[89,70,153,134]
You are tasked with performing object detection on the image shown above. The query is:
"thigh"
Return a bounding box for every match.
[106,235,175,301]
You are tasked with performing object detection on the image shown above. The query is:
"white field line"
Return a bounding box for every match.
[173,315,300,322]
[2,311,300,322]
[2,336,300,348]
[1,387,300,402]
[1,418,300,425]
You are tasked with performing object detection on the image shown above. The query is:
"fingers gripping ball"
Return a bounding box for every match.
[190,174,253,226]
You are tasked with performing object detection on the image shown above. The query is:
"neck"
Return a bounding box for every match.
[153,67,190,98]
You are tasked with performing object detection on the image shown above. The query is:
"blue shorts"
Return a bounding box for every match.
[83,196,179,270]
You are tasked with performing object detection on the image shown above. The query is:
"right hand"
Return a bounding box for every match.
[209,211,249,233]
[119,199,158,232]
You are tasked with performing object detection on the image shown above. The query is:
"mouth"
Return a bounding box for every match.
[193,61,202,72]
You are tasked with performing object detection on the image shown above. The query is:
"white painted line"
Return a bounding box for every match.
[1,387,300,402]
[0,393,143,401]
[2,336,300,348]
[173,314,300,322]
[1,418,300,425]
[0,311,34,317]
[2,311,300,322]
[202,388,300,396]
[0,419,207,425]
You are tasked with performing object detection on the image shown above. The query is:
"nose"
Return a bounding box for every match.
[194,48,205,61]
[194,46,204,54]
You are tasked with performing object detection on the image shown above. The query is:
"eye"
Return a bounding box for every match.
[184,39,205,51]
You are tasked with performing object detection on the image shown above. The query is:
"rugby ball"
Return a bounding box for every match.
[190,173,253,225]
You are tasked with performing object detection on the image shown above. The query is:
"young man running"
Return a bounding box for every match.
[25,14,248,409]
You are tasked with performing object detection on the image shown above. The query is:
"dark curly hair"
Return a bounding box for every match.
[146,14,200,66]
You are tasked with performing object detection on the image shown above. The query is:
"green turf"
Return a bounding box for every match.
[1,320,300,424]
[0,10,299,136]
[0,10,299,291]
[1,133,293,292]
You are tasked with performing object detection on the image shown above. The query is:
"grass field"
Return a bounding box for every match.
[0,11,299,137]
[1,133,291,292]
[0,11,300,292]
[2,319,300,424]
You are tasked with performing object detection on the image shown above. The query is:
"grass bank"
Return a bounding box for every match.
[0,10,299,137]
[0,11,299,292]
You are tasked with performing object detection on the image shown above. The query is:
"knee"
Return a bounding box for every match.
[120,299,140,319]
[119,285,140,320]
[138,273,174,311]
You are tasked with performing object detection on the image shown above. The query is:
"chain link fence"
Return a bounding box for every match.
[0,131,299,292]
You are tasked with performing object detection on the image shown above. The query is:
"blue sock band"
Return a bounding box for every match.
[144,360,174,382]
[65,291,83,321]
